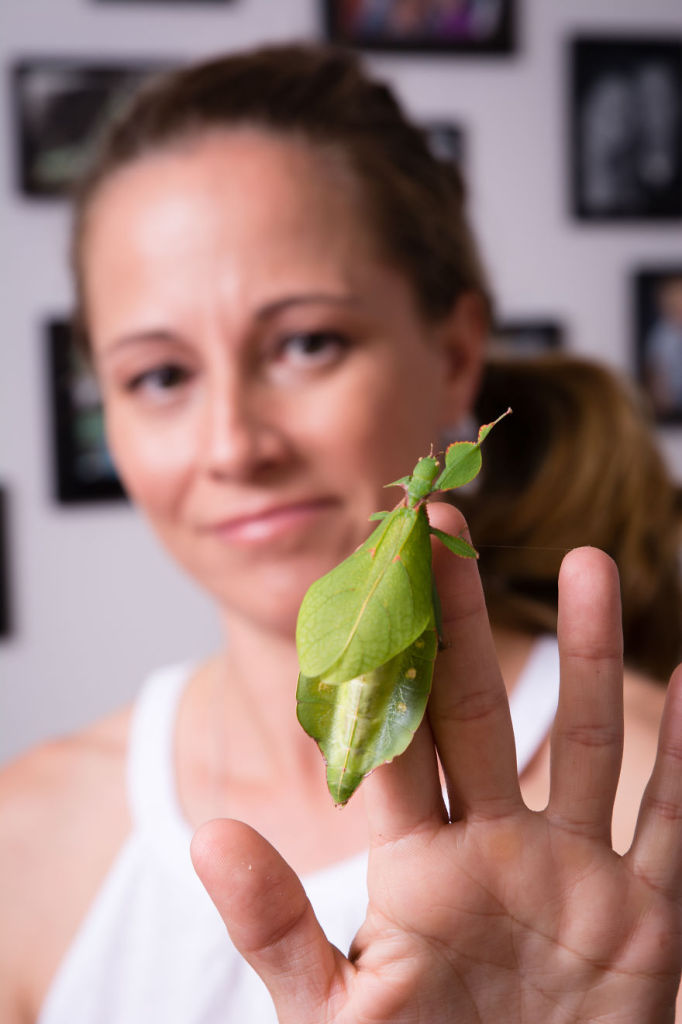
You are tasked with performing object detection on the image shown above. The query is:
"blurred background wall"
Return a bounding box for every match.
[1,0,681,764]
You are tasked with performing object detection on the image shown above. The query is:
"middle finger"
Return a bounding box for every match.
[426,503,522,821]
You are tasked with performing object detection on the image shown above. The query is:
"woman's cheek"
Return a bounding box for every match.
[106,411,196,515]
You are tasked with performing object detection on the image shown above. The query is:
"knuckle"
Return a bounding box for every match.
[645,796,682,824]
[659,736,682,766]
[563,645,622,665]
[547,809,605,839]
[558,721,621,750]
[442,685,507,725]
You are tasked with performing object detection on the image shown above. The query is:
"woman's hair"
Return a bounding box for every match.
[71,42,491,342]
[460,353,682,681]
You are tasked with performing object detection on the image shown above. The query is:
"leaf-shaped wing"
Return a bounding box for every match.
[296,507,433,683]
[434,408,511,492]
[296,622,438,805]
[434,440,482,491]
[429,526,478,559]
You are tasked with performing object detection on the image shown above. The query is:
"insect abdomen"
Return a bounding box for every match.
[296,624,438,804]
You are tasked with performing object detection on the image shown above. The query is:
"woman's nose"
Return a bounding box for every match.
[199,380,286,481]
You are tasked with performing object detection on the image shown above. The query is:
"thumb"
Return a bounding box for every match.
[190,818,348,1022]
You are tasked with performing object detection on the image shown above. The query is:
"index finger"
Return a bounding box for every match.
[426,503,521,821]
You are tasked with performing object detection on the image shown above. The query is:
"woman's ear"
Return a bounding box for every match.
[434,291,488,430]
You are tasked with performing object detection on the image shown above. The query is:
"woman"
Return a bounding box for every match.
[1,43,681,1023]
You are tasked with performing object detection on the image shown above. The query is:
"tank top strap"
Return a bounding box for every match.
[508,635,560,775]
[126,663,194,849]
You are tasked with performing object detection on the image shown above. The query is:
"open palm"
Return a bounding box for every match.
[192,506,682,1023]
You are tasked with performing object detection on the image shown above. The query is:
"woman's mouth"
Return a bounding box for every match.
[204,498,339,545]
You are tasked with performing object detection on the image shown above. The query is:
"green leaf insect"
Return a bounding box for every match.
[295,409,510,805]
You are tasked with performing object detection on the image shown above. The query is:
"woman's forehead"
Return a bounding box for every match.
[82,128,381,281]
[80,128,423,349]
[87,128,361,228]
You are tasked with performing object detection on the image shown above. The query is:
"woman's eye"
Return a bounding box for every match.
[126,364,190,396]
[277,331,348,367]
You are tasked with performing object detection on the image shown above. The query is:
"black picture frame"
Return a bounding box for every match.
[12,58,171,197]
[323,0,516,55]
[490,319,565,357]
[47,318,127,504]
[570,36,682,221]
[0,488,11,639]
[633,267,682,425]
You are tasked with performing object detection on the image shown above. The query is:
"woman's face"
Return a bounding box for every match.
[83,129,481,633]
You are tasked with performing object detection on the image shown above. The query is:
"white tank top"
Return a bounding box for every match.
[38,636,559,1024]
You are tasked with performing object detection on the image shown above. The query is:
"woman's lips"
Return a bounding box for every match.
[205,498,338,544]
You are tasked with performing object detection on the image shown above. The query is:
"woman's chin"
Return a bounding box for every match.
[205,556,339,640]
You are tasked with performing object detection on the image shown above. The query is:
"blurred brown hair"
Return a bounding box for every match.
[460,354,682,681]
[70,42,491,343]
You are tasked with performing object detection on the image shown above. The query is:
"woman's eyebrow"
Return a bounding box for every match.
[99,328,182,359]
[255,292,362,320]
[98,294,363,358]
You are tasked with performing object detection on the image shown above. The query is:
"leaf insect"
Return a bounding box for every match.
[296,410,510,805]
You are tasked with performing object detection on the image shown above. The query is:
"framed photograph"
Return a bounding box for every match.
[490,319,565,357]
[12,58,170,197]
[423,120,466,172]
[47,318,126,504]
[570,37,682,221]
[323,0,516,55]
[0,488,11,639]
[634,268,682,424]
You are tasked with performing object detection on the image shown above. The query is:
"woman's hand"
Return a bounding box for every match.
[191,505,682,1022]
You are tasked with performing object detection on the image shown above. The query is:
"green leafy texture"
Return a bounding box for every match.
[296,410,510,803]
[429,526,478,559]
[434,408,511,492]
[297,623,438,805]
[296,507,433,684]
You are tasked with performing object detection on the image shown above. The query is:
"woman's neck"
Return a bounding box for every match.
[178,612,325,806]
[222,618,319,775]
[175,612,371,874]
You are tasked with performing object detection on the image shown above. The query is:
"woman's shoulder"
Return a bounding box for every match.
[0,707,133,1020]
[0,706,132,844]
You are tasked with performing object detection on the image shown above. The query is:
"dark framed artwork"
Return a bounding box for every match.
[47,318,126,504]
[633,268,682,425]
[490,319,565,357]
[0,488,11,638]
[323,0,516,55]
[570,36,682,221]
[12,58,170,197]
[423,120,466,172]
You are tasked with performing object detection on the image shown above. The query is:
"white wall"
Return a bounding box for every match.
[1,0,681,764]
